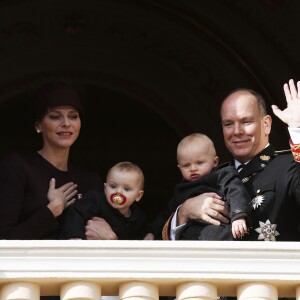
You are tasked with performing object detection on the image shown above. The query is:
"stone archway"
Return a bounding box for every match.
[0,71,185,221]
[0,0,298,223]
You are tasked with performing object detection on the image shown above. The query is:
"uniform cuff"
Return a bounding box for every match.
[162,214,173,240]
[289,139,300,162]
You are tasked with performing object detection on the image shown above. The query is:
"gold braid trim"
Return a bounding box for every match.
[289,139,300,162]
[162,213,174,240]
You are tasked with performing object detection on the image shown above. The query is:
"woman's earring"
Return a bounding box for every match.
[36,129,41,133]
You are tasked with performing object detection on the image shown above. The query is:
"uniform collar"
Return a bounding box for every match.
[233,144,275,178]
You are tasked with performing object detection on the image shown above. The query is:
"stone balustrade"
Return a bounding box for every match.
[0,240,300,299]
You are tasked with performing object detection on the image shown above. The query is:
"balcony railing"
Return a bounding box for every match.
[1,240,300,300]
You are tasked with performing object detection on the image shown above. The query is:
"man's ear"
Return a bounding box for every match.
[135,190,144,202]
[263,115,272,135]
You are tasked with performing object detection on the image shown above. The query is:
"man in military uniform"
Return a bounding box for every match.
[163,79,300,242]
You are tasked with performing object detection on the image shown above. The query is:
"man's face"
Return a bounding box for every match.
[221,91,272,163]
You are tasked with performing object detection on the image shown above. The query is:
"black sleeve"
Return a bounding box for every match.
[60,189,103,239]
[0,154,58,239]
[147,209,171,240]
[217,166,252,223]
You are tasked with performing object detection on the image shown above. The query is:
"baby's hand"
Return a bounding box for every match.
[232,218,248,239]
[143,233,155,240]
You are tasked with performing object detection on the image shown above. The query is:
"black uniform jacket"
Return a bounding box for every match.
[171,166,252,241]
[60,187,147,240]
[233,144,300,241]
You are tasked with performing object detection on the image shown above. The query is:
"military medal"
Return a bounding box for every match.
[255,219,280,241]
[251,194,265,209]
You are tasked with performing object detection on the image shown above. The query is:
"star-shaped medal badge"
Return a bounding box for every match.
[255,219,280,241]
[251,194,265,209]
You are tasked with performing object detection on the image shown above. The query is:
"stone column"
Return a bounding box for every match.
[176,282,217,300]
[0,282,40,300]
[119,281,158,300]
[61,281,101,300]
[237,283,277,300]
[295,285,300,300]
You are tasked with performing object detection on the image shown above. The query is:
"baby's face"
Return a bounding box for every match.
[177,143,218,181]
[104,170,143,209]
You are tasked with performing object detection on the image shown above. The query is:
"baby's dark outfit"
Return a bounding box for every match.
[61,187,147,240]
[173,166,252,240]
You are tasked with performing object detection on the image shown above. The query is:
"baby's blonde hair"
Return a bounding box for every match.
[177,133,217,163]
[107,161,144,189]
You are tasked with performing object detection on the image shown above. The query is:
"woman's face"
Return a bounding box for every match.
[36,106,81,150]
